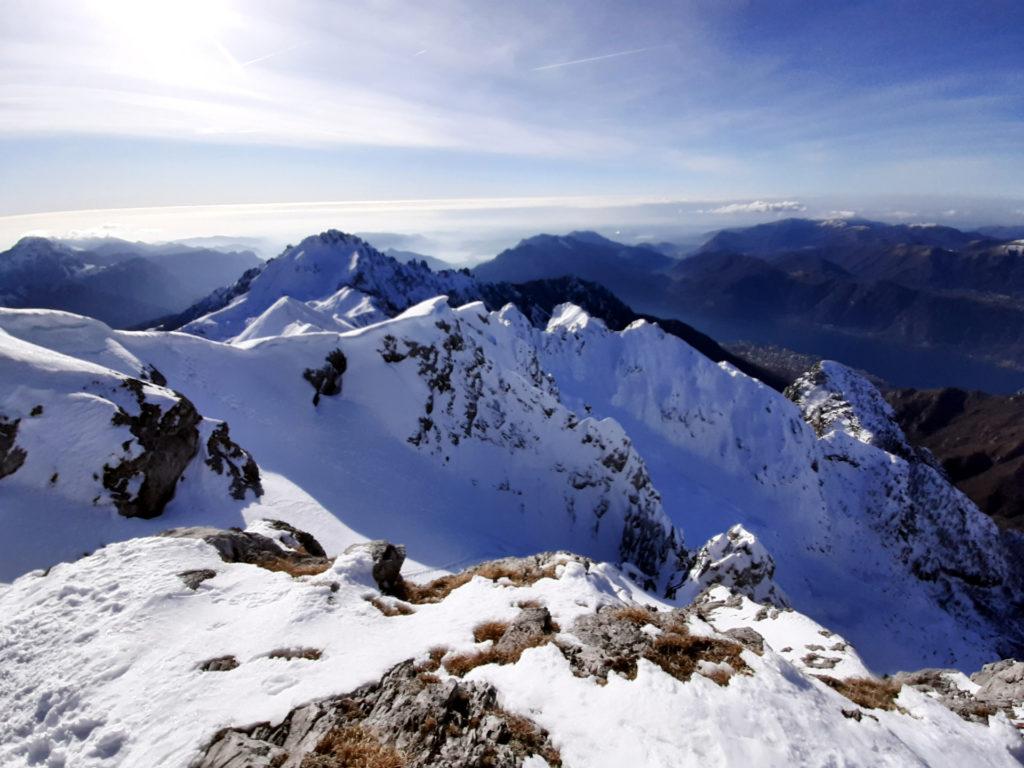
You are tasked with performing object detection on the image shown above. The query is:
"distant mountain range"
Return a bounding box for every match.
[473,231,677,308]
[0,236,261,328]
[470,219,1024,392]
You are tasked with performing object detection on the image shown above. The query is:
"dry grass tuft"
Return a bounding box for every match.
[643,628,749,685]
[472,620,510,644]
[268,647,322,661]
[472,560,560,586]
[613,605,661,627]
[392,571,473,604]
[413,645,449,675]
[303,724,405,768]
[365,596,415,617]
[816,675,902,710]
[444,635,552,677]
[258,554,333,578]
[392,559,563,605]
[496,709,563,766]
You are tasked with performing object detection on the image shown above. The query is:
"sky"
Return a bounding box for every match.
[1,0,1023,253]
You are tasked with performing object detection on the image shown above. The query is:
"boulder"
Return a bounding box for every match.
[344,540,406,593]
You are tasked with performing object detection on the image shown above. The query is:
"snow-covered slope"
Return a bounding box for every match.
[2,298,1021,674]
[179,231,476,342]
[0,302,687,594]
[533,305,1024,670]
[5,262,1024,766]
[2,528,1022,768]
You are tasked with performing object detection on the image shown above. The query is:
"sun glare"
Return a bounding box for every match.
[92,0,241,84]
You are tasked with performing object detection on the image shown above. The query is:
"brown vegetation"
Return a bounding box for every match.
[612,605,661,626]
[472,620,510,644]
[365,596,416,617]
[816,675,902,710]
[392,556,565,604]
[302,724,405,768]
[495,709,563,766]
[644,629,750,686]
[443,634,551,677]
[257,554,333,578]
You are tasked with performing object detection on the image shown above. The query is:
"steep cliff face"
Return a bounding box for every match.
[0,319,263,574]
[531,307,1024,669]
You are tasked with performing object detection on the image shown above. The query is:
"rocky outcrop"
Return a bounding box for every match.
[0,414,26,479]
[303,348,348,406]
[204,422,263,500]
[196,658,561,768]
[376,306,687,595]
[785,361,914,459]
[102,378,201,518]
[163,522,332,576]
[787,360,1024,660]
[972,659,1024,718]
[344,540,406,593]
[682,525,788,608]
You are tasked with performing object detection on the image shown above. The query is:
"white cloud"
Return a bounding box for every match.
[708,200,806,215]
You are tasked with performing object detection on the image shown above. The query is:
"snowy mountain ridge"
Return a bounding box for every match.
[3,229,1024,766]
[176,230,478,342]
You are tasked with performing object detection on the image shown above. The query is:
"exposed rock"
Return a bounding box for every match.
[303,348,348,406]
[442,606,559,677]
[204,422,263,500]
[972,659,1024,716]
[142,364,167,387]
[378,311,686,596]
[102,378,201,518]
[344,540,406,593]
[0,414,26,479]
[199,655,240,672]
[494,606,557,655]
[178,569,217,590]
[559,605,654,681]
[559,603,749,687]
[162,523,332,577]
[785,361,914,459]
[265,519,327,558]
[196,659,561,768]
[723,626,766,656]
[893,668,998,723]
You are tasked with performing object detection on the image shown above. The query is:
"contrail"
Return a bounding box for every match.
[531,44,671,72]
[240,43,304,68]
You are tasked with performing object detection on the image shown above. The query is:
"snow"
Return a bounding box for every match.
[3,239,1024,765]
[180,230,475,341]
[1,529,1021,768]
[1,295,1019,672]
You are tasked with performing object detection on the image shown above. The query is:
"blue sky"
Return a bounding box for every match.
[1,0,1022,236]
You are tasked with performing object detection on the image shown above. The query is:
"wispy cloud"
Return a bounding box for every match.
[708,200,806,215]
[531,44,672,72]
